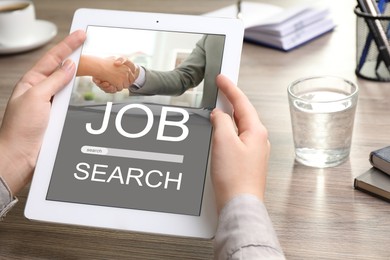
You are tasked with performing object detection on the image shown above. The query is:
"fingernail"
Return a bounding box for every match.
[62,59,74,71]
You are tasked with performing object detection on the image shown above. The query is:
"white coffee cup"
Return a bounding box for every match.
[0,0,36,46]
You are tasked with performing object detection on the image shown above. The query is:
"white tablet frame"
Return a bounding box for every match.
[25,8,244,239]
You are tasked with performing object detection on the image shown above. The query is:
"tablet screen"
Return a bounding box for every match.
[46,26,225,216]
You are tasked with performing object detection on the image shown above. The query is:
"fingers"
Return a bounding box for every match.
[215,74,267,143]
[92,78,102,85]
[115,57,137,76]
[32,30,86,78]
[108,57,138,89]
[114,57,136,71]
[42,59,76,95]
[216,75,259,126]
[40,31,86,97]
[123,60,137,72]
[92,78,118,93]
[114,57,127,66]
[12,31,86,100]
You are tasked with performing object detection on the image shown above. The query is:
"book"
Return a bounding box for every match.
[205,1,336,51]
[354,167,390,202]
[369,145,390,175]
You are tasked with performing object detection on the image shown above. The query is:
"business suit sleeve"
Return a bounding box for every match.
[130,36,207,96]
[214,194,285,260]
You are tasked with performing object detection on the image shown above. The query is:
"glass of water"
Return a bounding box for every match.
[287,76,359,168]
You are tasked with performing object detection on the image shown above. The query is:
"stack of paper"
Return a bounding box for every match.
[205,1,336,51]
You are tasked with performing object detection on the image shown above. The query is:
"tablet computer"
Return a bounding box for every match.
[25,8,244,238]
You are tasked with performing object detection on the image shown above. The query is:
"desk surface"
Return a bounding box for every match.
[1,0,389,259]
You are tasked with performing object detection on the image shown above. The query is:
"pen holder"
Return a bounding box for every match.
[355,5,390,82]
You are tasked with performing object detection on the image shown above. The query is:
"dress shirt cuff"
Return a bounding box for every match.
[214,194,284,260]
[131,65,146,90]
[0,176,18,221]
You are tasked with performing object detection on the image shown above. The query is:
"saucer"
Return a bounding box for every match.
[0,20,57,55]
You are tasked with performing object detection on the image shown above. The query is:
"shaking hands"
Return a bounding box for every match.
[77,56,139,93]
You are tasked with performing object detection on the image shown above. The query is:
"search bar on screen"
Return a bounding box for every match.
[81,145,184,164]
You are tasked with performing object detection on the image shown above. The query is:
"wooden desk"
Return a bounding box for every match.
[1,0,389,259]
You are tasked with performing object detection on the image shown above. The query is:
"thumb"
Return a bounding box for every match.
[210,108,238,145]
[114,57,127,66]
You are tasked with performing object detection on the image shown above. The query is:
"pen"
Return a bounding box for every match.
[379,0,390,39]
[378,0,387,12]
[375,0,388,72]
[357,0,387,71]
[357,0,390,73]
